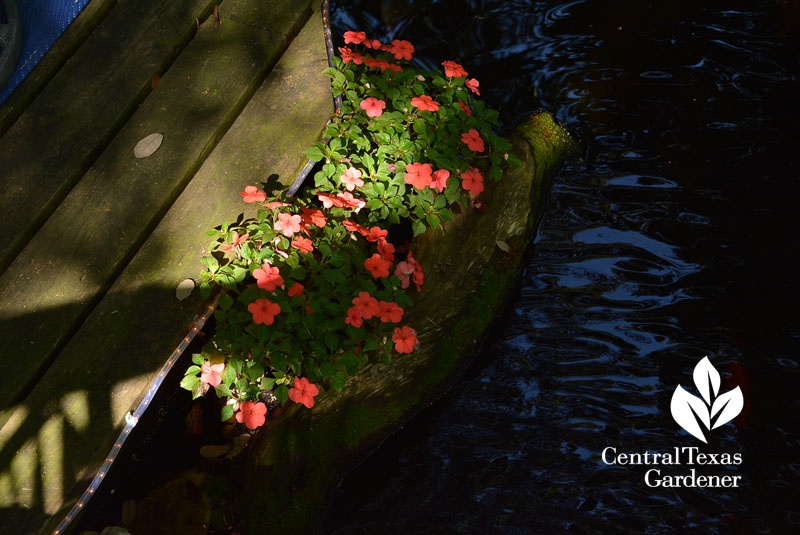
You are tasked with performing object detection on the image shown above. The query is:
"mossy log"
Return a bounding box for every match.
[240,112,573,533]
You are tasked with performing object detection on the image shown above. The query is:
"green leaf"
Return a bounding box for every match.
[412,219,427,236]
[215,383,232,398]
[220,404,234,422]
[320,361,337,379]
[218,294,233,310]
[331,371,347,392]
[304,145,325,162]
[180,375,201,392]
[221,364,237,385]
[192,353,204,366]
[276,384,289,404]
[185,365,201,376]
[340,352,359,375]
[201,256,219,274]
[261,377,276,390]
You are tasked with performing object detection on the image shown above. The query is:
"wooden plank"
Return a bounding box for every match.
[0,0,220,276]
[0,0,314,416]
[0,0,118,137]
[0,8,330,531]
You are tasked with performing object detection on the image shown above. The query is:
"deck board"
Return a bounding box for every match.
[0,1,330,531]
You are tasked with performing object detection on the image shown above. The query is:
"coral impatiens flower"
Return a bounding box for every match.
[289,377,320,409]
[288,282,304,297]
[363,57,391,71]
[392,326,418,354]
[465,78,480,95]
[300,207,327,227]
[395,252,424,291]
[377,238,395,262]
[248,298,281,325]
[275,212,302,237]
[341,167,364,191]
[201,362,225,386]
[365,226,388,242]
[343,219,368,235]
[222,231,249,251]
[365,39,382,49]
[411,95,440,112]
[461,167,485,198]
[338,46,363,64]
[317,193,345,209]
[337,192,366,212]
[343,30,367,45]
[365,254,392,278]
[291,236,313,254]
[458,99,472,116]
[431,169,450,193]
[378,301,404,323]
[236,401,267,430]
[265,201,290,209]
[240,185,266,203]
[442,60,468,78]
[404,162,433,190]
[345,306,364,327]
[352,292,380,319]
[360,97,386,117]
[387,39,414,60]
[461,129,485,152]
[253,263,284,291]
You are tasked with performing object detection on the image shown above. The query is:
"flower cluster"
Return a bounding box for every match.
[182,30,517,432]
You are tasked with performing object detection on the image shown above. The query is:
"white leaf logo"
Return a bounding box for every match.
[670,357,744,443]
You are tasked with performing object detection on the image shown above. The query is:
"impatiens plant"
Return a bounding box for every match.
[181,31,518,431]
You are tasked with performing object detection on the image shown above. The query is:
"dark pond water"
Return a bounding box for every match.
[323,1,800,533]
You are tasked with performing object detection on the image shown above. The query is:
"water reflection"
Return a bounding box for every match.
[326,0,800,533]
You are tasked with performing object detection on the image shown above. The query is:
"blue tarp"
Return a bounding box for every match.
[0,0,91,105]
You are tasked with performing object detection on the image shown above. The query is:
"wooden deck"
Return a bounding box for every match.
[0,0,332,531]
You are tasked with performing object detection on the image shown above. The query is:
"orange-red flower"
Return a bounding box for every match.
[411,95,440,112]
[461,167,485,198]
[240,185,266,203]
[265,201,290,209]
[395,252,424,291]
[317,193,345,209]
[352,291,380,319]
[337,192,366,212]
[386,63,403,74]
[378,301,404,323]
[236,401,267,429]
[248,298,281,325]
[360,97,386,117]
[392,326,418,354]
[343,219,368,235]
[343,31,367,45]
[222,231,249,251]
[291,236,313,254]
[341,167,364,191]
[201,362,225,386]
[288,377,319,408]
[365,226,388,242]
[377,238,395,262]
[465,78,480,95]
[363,57,391,71]
[345,306,364,327]
[338,46,363,64]
[430,169,450,193]
[300,207,327,227]
[442,60,468,78]
[365,39,382,49]
[404,162,433,190]
[458,99,472,116]
[288,282,304,297]
[386,39,414,60]
[461,129,485,152]
[253,263,284,291]
[365,253,392,278]
[275,212,302,237]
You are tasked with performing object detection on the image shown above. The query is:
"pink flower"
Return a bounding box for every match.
[461,129,485,152]
[461,167,485,198]
[442,60,468,78]
[337,192,366,212]
[291,236,313,254]
[253,263,284,291]
[392,326,418,354]
[360,97,386,117]
[265,201,290,209]
[377,238,395,262]
[431,169,450,193]
[236,401,267,430]
[248,298,281,325]
[404,162,433,190]
[459,99,472,116]
[378,301,404,323]
[341,167,364,191]
[222,231,249,251]
[240,185,266,203]
[300,207,327,227]
[395,253,424,291]
[386,39,414,60]
[343,219,368,235]
[411,95,440,112]
[288,282,304,297]
[365,253,392,278]
[200,362,225,386]
[352,291,380,319]
[288,377,319,408]
[317,193,345,209]
[465,78,480,95]
[275,212,302,237]
[343,31,367,45]
[338,46,363,64]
